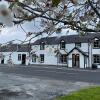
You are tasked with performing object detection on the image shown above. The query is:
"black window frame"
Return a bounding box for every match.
[93,55,100,64]
[18,54,21,61]
[75,42,81,47]
[60,40,66,50]
[32,54,36,62]
[59,54,67,64]
[40,42,45,50]
[40,54,44,63]
[93,40,100,48]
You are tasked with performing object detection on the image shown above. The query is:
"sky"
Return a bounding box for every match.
[0,22,32,43]
[0,21,78,44]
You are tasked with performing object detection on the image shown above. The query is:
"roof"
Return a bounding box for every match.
[33,33,100,45]
[67,47,89,57]
[0,44,30,52]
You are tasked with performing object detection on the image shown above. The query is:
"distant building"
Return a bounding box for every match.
[31,33,100,68]
[0,44,31,65]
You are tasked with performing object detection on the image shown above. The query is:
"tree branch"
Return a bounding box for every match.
[88,0,100,18]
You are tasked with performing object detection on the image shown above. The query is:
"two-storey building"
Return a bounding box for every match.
[30,33,100,68]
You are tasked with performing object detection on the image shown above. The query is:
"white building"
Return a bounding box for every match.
[0,33,100,69]
[0,44,30,65]
[30,33,100,68]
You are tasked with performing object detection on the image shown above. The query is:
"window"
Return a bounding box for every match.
[40,42,45,50]
[75,43,81,47]
[18,54,21,61]
[93,55,100,63]
[40,54,44,63]
[93,40,100,48]
[59,54,67,64]
[32,54,36,62]
[60,40,65,49]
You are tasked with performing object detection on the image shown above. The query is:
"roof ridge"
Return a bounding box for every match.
[33,33,100,45]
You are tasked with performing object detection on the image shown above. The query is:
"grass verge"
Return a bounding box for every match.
[54,86,100,100]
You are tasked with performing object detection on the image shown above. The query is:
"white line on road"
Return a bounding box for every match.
[57,68,63,69]
[33,69,78,74]
[1,65,99,73]
[30,66,100,73]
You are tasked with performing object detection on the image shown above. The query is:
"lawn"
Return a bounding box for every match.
[54,86,100,100]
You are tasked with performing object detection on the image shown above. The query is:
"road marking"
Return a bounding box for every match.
[31,66,100,73]
[1,65,100,73]
[33,69,78,74]
[44,67,49,68]
[57,68,63,69]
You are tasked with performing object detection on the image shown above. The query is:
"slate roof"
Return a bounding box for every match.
[0,44,30,52]
[67,47,89,57]
[33,33,100,45]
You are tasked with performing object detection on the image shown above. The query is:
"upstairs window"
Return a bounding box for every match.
[75,43,81,47]
[93,55,100,63]
[40,54,44,63]
[18,54,21,61]
[93,39,100,48]
[60,40,65,50]
[32,54,36,62]
[40,42,45,50]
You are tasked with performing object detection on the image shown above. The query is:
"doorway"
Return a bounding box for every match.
[72,54,80,68]
[1,59,4,64]
[22,54,26,65]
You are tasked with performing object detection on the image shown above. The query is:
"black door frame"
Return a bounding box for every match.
[1,58,4,64]
[22,54,26,65]
[72,54,80,68]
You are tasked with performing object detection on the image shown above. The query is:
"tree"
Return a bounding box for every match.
[0,0,100,40]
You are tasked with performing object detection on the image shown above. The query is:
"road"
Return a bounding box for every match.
[0,65,100,84]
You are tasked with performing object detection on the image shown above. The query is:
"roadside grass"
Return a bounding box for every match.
[54,86,100,100]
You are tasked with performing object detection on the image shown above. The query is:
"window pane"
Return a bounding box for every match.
[40,42,45,50]
[75,43,81,47]
[18,54,21,61]
[59,54,67,63]
[94,40,99,48]
[60,41,65,49]
[93,55,100,63]
[32,54,36,62]
[40,54,44,63]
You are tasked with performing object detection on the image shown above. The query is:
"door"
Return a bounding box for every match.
[22,54,26,65]
[72,54,80,68]
[1,59,4,64]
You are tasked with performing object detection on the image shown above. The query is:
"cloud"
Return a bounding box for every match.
[0,25,26,43]
[0,18,45,43]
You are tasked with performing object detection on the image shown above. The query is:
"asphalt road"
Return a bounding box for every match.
[0,65,100,84]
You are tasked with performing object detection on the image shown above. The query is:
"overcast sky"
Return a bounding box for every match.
[0,21,78,44]
[0,25,77,44]
[0,22,30,43]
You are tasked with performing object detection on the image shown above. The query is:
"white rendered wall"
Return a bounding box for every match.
[0,52,29,65]
[31,43,89,68]
[80,43,89,52]
[31,45,58,65]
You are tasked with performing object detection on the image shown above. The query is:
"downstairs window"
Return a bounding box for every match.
[93,55,100,63]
